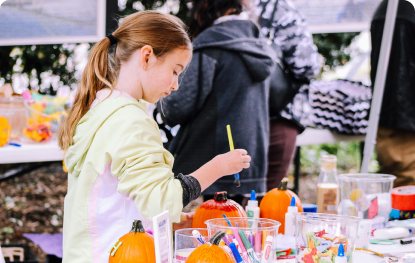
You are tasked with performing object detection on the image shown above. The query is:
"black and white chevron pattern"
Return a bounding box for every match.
[309,79,372,135]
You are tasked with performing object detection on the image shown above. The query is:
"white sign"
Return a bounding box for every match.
[153,210,173,263]
[0,0,106,46]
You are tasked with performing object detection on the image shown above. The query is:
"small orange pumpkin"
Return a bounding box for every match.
[108,219,155,262]
[192,191,247,228]
[186,231,234,263]
[260,178,303,234]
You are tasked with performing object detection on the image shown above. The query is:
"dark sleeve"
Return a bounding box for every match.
[259,0,321,80]
[174,173,201,207]
[157,50,219,127]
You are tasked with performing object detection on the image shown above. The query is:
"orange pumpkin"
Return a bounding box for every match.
[108,219,155,262]
[192,191,247,228]
[259,178,303,234]
[186,231,234,263]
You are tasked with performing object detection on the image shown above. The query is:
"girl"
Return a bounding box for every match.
[157,0,275,201]
[58,11,251,263]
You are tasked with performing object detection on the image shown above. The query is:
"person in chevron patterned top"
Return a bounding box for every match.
[256,0,321,190]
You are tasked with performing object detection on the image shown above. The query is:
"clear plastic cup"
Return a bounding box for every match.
[205,217,280,262]
[174,228,209,263]
[338,174,396,226]
[294,212,361,263]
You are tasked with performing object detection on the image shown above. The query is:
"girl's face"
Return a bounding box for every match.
[140,47,192,103]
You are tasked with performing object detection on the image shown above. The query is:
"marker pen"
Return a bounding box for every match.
[401,237,415,245]
[261,235,273,263]
[192,230,206,245]
[233,228,249,263]
[229,243,244,263]
[254,232,262,259]
[239,230,261,263]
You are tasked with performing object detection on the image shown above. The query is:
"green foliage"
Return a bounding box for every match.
[0,1,359,94]
[298,141,379,176]
[313,32,360,72]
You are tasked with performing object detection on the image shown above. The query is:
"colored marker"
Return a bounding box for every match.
[223,236,231,246]
[262,230,269,251]
[233,228,249,262]
[229,243,244,263]
[226,125,241,187]
[192,230,206,245]
[239,230,261,263]
[261,235,274,263]
[254,232,261,259]
[249,234,255,248]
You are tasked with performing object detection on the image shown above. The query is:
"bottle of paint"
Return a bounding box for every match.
[246,190,260,228]
[334,244,347,263]
[284,197,298,236]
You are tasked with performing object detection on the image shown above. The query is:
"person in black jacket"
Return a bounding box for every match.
[157,0,276,199]
[371,0,415,187]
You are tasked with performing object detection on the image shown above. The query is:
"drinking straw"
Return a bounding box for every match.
[226,125,241,187]
[223,214,233,227]
[238,230,261,263]
[254,232,262,259]
[233,227,249,262]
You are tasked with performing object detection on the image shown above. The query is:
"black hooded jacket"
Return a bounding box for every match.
[371,0,415,132]
[157,19,276,195]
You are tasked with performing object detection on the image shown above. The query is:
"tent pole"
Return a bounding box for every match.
[361,0,399,173]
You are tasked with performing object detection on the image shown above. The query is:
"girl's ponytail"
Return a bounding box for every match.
[58,37,115,150]
[58,11,191,151]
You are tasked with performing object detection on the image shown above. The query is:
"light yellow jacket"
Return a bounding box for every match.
[63,94,183,263]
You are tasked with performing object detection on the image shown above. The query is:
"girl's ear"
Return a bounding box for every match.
[141,45,154,69]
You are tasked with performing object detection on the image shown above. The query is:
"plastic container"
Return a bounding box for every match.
[294,212,361,263]
[174,228,209,263]
[205,217,280,263]
[0,96,27,143]
[338,174,396,226]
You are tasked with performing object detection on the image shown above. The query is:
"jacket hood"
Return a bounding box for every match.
[193,20,276,81]
[65,98,143,177]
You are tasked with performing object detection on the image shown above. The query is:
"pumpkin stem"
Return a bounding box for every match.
[209,231,226,245]
[130,219,145,233]
[278,178,288,191]
[213,191,228,202]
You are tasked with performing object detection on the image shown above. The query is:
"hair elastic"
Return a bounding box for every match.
[107,34,117,45]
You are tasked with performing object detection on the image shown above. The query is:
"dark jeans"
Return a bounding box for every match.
[266,118,298,191]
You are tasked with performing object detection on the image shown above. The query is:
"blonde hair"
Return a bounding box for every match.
[58,10,191,150]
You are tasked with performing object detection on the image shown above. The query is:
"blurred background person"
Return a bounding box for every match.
[371,0,415,187]
[157,0,276,203]
[256,0,321,191]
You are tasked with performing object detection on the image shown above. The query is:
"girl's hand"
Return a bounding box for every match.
[214,149,251,176]
[173,212,195,231]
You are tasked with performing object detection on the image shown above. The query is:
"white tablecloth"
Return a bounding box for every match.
[276,238,415,263]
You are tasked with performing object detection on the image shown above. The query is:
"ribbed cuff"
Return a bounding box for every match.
[175,173,202,207]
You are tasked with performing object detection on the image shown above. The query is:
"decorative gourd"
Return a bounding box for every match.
[259,178,303,234]
[192,191,247,228]
[186,231,235,263]
[108,219,156,262]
